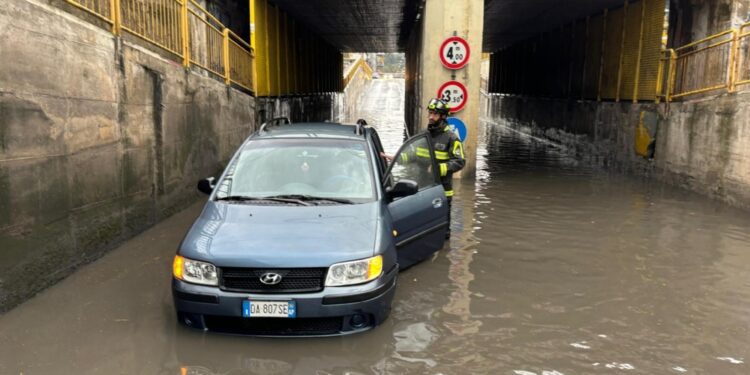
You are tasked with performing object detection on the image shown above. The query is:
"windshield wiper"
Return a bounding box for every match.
[215,195,312,206]
[264,194,355,205]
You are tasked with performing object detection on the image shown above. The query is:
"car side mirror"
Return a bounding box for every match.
[197,177,215,195]
[386,179,418,200]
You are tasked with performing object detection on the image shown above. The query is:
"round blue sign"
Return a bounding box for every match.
[446,117,467,142]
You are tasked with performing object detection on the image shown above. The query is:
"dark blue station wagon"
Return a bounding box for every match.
[172,120,449,336]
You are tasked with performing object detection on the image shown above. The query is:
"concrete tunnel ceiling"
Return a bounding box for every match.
[268,0,625,53]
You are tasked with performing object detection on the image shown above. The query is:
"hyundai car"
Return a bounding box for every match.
[172,119,449,336]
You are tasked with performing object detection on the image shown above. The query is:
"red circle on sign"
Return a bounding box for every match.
[439,37,471,69]
[437,81,468,113]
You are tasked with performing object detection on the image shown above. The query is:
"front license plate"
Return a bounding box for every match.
[242,300,296,318]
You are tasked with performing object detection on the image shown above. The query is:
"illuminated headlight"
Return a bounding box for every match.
[325,255,383,286]
[173,255,218,286]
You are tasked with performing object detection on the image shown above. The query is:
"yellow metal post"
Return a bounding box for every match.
[290,19,297,94]
[265,2,272,96]
[223,28,231,84]
[616,0,628,102]
[729,29,739,93]
[280,12,289,95]
[180,0,190,67]
[655,51,665,103]
[274,5,281,96]
[581,16,589,100]
[250,0,258,94]
[111,0,121,35]
[598,9,608,101]
[667,49,676,102]
[632,0,647,103]
[567,23,575,98]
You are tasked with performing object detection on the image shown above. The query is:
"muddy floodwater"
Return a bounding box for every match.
[2,79,750,375]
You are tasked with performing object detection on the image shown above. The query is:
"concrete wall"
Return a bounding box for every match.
[482,93,750,210]
[0,0,255,312]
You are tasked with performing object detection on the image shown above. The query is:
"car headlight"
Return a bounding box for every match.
[173,255,218,286]
[325,255,383,286]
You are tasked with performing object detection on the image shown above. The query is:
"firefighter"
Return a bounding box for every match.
[382,98,465,238]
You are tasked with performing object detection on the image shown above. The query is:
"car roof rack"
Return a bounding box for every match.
[259,117,291,133]
[355,119,367,136]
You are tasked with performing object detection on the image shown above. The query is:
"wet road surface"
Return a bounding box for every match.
[2,79,750,374]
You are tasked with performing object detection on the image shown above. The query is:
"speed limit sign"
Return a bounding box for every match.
[437,81,468,113]
[440,36,471,69]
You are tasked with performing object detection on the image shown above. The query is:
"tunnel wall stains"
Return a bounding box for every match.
[255,94,344,125]
[0,0,255,312]
[489,0,666,102]
[482,93,750,210]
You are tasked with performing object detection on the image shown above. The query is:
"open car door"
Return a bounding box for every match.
[384,133,449,269]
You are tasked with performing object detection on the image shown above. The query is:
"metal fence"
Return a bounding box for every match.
[737,24,750,88]
[658,22,750,101]
[663,30,736,100]
[343,57,373,88]
[66,0,254,92]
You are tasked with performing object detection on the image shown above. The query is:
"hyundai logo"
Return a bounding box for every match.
[259,272,283,285]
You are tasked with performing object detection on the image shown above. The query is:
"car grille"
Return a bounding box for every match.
[204,316,343,336]
[219,267,326,293]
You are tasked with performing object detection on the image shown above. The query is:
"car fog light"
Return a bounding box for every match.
[350,313,368,328]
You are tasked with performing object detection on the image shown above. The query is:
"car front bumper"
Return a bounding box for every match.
[172,265,398,336]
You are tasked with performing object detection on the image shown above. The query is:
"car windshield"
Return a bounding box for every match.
[214,138,376,203]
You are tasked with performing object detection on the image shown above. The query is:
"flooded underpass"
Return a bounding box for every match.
[2,79,750,375]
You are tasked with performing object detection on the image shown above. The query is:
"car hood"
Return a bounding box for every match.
[179,201,381,268]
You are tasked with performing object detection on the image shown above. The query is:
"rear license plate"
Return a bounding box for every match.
[242,300,296,318]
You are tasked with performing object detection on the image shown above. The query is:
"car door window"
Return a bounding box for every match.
[385,135,440,192]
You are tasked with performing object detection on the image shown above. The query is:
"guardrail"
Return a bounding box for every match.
[735,23,750,89]
[66,0,254,92]
[660,22,750,101]
[343,57,373,88]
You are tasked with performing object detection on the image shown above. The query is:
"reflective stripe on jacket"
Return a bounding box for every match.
[429,127,465,197]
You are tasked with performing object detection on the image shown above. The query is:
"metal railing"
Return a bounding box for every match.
[660,22,750,101]
[227,30,254,91]
[120,0,183,57]
[343,57,373,88]
[735,23,750,88]
[66,0,254,92]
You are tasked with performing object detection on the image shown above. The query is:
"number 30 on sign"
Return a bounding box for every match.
[440,36,471,69]
[438,81,468,113]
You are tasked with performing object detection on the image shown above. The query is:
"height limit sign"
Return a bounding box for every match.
[438,81,468,113]
[440,36,471,69]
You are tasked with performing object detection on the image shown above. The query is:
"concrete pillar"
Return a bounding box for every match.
[415,0,484,179]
